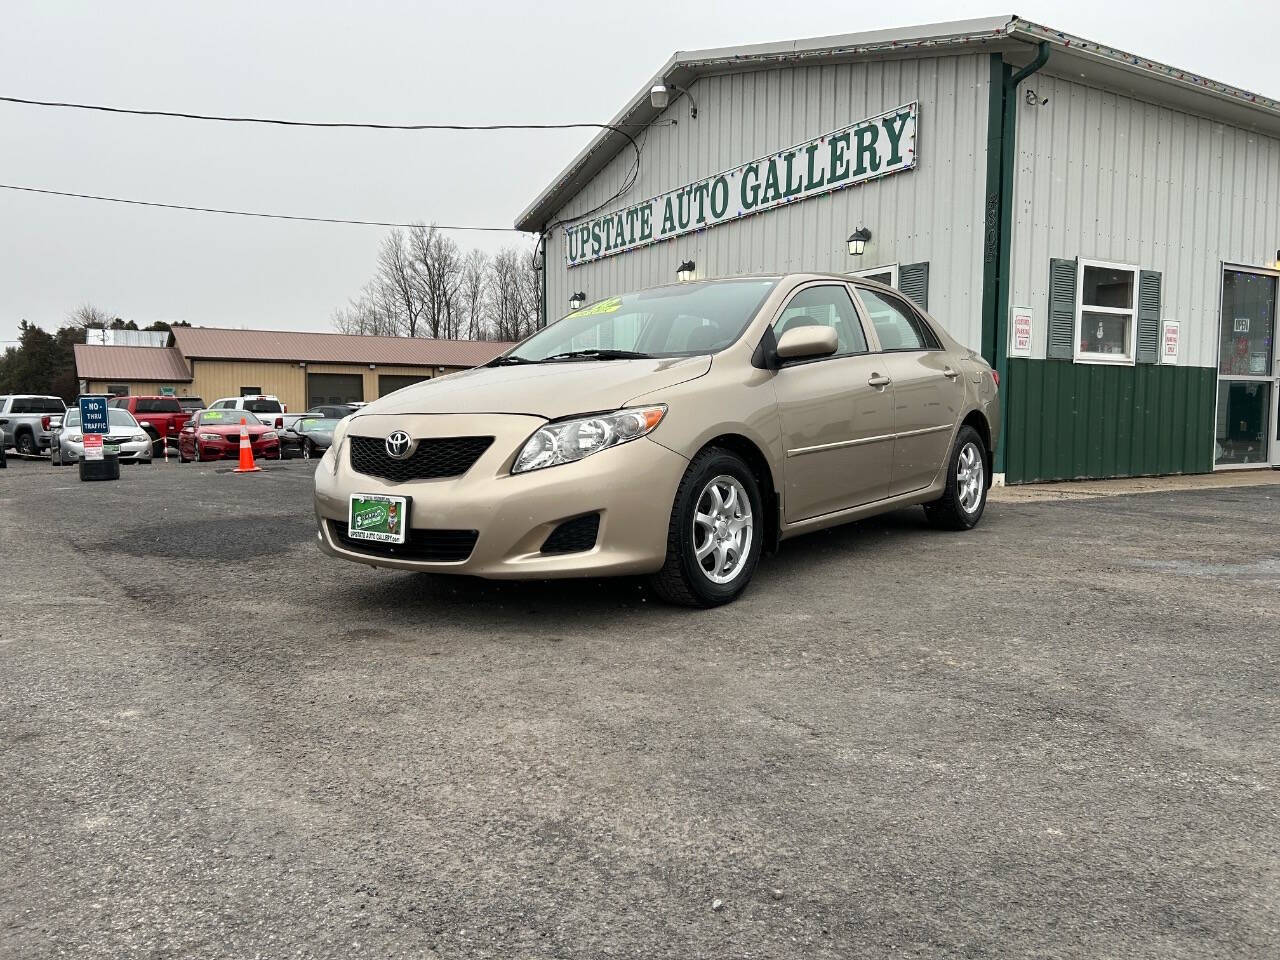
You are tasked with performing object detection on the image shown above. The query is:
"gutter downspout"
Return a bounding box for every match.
[538,228,549,331]
[984,39,1049,478]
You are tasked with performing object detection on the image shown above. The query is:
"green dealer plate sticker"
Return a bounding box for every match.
[348,493,409,544]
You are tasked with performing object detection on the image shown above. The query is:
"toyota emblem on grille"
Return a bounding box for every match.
[385,430,412,459]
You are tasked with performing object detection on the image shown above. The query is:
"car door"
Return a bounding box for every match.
[854,286,966,497]
[770,283,895,522]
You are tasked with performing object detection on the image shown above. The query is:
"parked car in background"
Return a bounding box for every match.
[0,394,67,456]
[50,407,153,465]
[107,395,191,454]
[314,274,999,606]
[177,409,280,462]
[279,403,358,441]
[206,395,287,429]
[177,397,206,414]
[281,414,341,460]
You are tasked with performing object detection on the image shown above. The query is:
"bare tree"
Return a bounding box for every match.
[374,229,423,337]
[458,249,490,340]
[488,246,539,342]
[409,225,462,339]
[331,280,403,336]
[68,303,114,329]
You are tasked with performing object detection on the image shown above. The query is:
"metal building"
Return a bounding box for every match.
[516,15,1280,483]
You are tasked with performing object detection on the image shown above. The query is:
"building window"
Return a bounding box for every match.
[107,384,129,396]
[239,386,263,396]
[1075,259,1138,364]
[851,263,898,287]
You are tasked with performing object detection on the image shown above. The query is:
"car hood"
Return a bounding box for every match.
[356,356,712,420]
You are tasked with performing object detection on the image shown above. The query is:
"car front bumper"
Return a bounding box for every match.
[197,439,280,460]
[313,413,690,579]
[59,437,152,462]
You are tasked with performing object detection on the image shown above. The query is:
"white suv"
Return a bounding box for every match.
[206,395,287,429]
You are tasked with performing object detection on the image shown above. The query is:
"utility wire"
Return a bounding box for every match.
[0,183,524,231]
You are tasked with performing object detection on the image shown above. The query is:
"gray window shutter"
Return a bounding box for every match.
[1136,270,1161,364]
[1047,258,1077,360]
[898,261,929,310]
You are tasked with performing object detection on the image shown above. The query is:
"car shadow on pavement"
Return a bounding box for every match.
[330,507,941,623]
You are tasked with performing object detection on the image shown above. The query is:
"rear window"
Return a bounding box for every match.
[137,398,183,413]
[13,397,66,414]
[244,399,282,414]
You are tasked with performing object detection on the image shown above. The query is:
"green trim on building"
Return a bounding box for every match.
[1004,360,1216,484]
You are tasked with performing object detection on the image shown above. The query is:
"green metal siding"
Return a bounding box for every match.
[1005,359,1216,483]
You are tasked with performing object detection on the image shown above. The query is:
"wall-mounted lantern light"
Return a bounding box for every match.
[569,291,586,310]
[847,227,873,256]
[676,260,696,282]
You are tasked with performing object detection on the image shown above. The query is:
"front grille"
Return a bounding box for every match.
[349,435,493,483]
[540,513,601,555]
[330,521,478,563]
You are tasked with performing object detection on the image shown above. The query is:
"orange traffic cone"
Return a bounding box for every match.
[233,417,262,473]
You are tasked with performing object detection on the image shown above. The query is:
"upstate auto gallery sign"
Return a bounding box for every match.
[565,102,918,267]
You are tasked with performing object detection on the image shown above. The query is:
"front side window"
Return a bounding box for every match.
[773,285,868,356]
[508,279,779,362]
[857,289,937,351]
[1076,260,1137,363]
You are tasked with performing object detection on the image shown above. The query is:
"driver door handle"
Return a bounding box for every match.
[867,374,891,388]
[942,367,960,379]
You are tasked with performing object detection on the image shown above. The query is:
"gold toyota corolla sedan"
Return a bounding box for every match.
[314,274,999,606]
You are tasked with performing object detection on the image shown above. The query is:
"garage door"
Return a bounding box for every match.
[379,374,431,397]
[307,373,364,408]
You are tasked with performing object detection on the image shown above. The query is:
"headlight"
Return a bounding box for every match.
[198,432,222,442]
[133,432,149,441]
[262,431,278,440]
[512,405,667,474]
[69,434,83,442]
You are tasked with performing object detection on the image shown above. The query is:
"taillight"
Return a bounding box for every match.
[275,417,284,429]
[41,416,51,430]
[991,370,1000,387]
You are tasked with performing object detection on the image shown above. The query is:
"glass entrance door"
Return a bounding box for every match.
[1216,267,1278,469]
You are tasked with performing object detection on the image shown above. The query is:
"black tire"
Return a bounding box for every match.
[15,432,37,456]
[924,425,988,531]
[648,448,764,608]
[302,439,315,460]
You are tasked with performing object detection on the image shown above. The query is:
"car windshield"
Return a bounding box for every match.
[505,279,779,362]
[200,410,262,426]
[296,418,338,432]
[63,409,139,429]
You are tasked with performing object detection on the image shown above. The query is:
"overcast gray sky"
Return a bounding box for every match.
[2,0,1275,345]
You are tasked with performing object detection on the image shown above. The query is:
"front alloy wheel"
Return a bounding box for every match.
[650,448,764,607]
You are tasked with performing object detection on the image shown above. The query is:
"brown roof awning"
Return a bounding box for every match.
[170,326,514,367]
[74,344,193,382]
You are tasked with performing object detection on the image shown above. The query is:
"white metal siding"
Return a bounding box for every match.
[543,54,992,350]
[1009,71,1280,367]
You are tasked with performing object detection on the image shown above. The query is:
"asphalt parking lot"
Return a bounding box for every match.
[1,455,1277,959]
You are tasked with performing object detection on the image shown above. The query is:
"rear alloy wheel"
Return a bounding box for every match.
[649,448,764,607]
[924,425,988,531]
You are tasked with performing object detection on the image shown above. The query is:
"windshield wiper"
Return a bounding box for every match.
[488,354,537,366]
[537,349,653,362]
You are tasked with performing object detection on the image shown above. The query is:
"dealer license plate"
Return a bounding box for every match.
[348,493,409,544]
[104,444,121,455]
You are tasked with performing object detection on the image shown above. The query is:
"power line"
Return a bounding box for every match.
[0,183,524,231]
[0,94,647,134]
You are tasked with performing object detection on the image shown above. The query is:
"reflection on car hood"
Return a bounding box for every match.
[355,356,712,419]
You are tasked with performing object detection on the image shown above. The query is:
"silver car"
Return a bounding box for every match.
[50,408,153,465]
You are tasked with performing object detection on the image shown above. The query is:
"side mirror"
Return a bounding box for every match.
[775,325,839,362]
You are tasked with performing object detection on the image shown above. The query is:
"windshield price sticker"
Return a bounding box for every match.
[348,494,408,544]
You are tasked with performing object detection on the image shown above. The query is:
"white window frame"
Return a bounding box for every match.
[1075,257,1139,365]
[849,263,899,288]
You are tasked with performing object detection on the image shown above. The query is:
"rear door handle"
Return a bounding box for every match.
[943,367,960,379]
[867,374,891,388]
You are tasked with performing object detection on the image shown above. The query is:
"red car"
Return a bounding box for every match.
[177,409,280,463]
